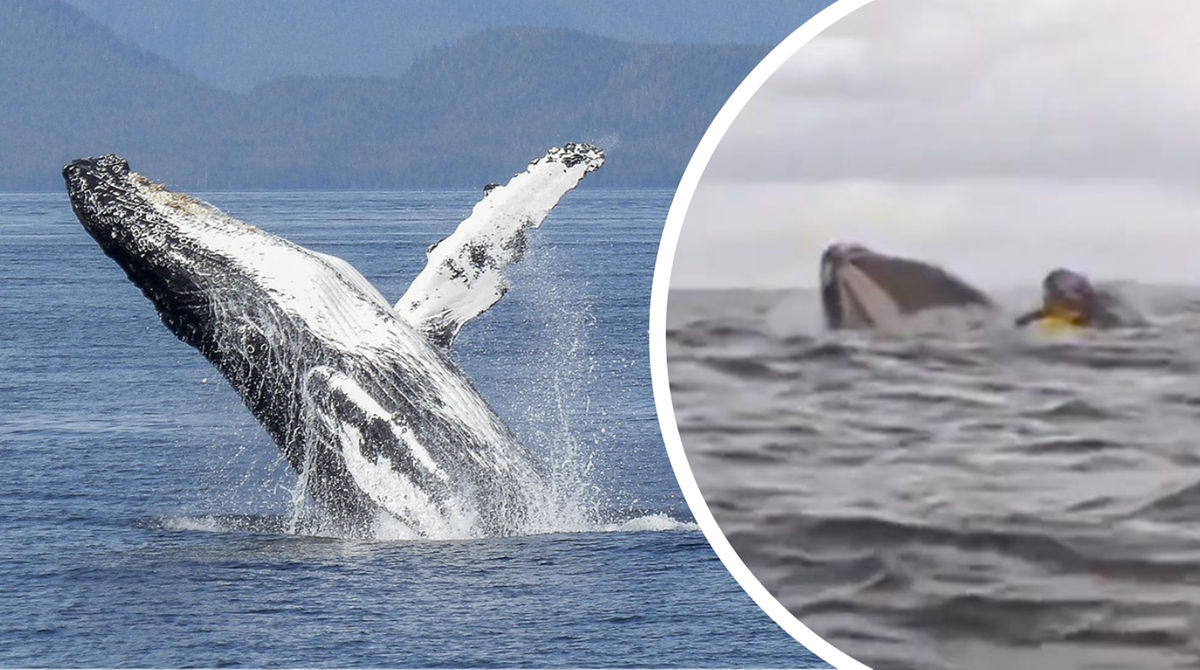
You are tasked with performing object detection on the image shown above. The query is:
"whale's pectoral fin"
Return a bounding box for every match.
[396,143,605,348]
[302,366,452,534]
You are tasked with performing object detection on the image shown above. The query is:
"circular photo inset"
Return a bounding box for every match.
[654,1,1200,669]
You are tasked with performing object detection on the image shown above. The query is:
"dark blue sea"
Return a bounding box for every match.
[0,190,827,668]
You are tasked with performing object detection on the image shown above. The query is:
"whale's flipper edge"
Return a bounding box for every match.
[397,143,605,348]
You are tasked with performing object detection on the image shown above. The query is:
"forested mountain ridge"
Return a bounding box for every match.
[64,0,826,91]
[3,1,771,190]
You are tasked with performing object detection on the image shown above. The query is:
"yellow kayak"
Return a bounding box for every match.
[1036,315,1086,336]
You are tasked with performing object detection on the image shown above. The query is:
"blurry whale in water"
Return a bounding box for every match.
[819,242,994,330]
[64,145,604,538]
[1014,267,1147,331]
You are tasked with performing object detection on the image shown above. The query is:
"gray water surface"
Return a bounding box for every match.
[668,287,1200,670]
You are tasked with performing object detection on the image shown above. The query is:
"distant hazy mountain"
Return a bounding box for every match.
[0,0,237,190]
[64,0,830,91]
[3,0,774,190]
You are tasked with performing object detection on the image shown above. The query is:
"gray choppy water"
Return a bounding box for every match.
[668,287,1200,670]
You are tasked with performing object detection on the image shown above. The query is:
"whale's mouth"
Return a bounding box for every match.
[821,243,903,329]
[820,243,993,330]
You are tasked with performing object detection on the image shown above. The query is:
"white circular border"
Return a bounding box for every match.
[648,1,877,668]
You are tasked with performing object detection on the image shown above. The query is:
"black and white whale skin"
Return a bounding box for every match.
[820,242,994,331]
[63,145,604,538]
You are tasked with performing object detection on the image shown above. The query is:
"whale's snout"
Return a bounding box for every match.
[63,154,149,256]
[62,159,82,182]
[63,154,136,233]
[63,158,95,194]
[62,154,130,186]
[819,242,870,292]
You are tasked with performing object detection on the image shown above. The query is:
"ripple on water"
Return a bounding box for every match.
[669,286,1200,670]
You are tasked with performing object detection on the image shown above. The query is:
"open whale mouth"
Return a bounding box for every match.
[820,243,993,330]
[820,243,897,330]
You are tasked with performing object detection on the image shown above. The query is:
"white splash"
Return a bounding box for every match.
[602,514,699,533]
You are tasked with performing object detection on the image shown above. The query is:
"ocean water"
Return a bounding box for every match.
[668,287,1200,670]
[0,190,825,668]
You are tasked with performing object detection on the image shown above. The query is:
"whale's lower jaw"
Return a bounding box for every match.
[64,155,545,539]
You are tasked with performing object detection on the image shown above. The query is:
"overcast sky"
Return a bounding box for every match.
[672,0,1200,289]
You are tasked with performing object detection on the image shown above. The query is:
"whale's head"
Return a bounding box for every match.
[64,155,235,348]
[819,242,873,329]
[64,155,162,260]
[819,242,993,330]
[63,155,396,378]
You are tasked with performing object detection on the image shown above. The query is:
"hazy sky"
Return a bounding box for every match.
[672,0,1200,289]
[65,0,831,91]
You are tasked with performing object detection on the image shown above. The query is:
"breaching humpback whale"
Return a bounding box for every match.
[819,242,993,330]
[63,145,604,538]
[1014,267,1146,331]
